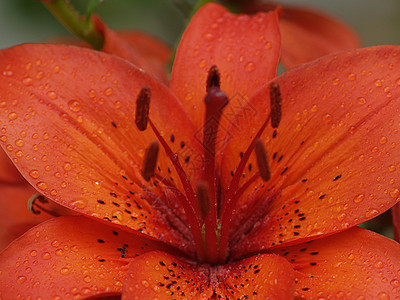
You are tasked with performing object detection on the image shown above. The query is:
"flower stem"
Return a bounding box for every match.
[42,0,104,50]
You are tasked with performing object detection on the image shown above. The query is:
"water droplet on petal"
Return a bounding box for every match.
[357,97,366,105]
[353,194,364,203]
[30,250,37,257]
[104,87,113,96]
[379,136,388,144]
[83,275,92,283]
[17,276,27,284]
[22,77,33,86]
[36,181,47,190]
[15,139,24,147]
[68,99,82,112]
[29,169,40,179]
[202,32,214,41]
[378,292,389,300]
[390,188,400,198]
[46,91,57,99]
[41,252,51,260]
[60,267,70,275]
[70,198,88,209]
[8,112,18,120]
[366,208,379,218]
[63,162,72,171]
[245,61,256,72]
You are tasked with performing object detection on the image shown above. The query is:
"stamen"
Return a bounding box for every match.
[255,138,271,182]
[135,86,151,131]
[196,181,210,219]
[269,82,282,128]
[28,193,48,215]
[142,141,159,181]
[206,65,221,92]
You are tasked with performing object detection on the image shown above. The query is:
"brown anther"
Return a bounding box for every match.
[269,82,282,128]
[255,138,271,182]
[135,86,151,131]
[142,141,159,181]
[28,193,49,215]
[196,181,210,219]
[206,65,221,92]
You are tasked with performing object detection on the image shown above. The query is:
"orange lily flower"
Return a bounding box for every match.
[0,15,171,251]
[241,1,360,69]
[1,3,400,299]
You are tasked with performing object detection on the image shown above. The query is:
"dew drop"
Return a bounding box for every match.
[366,208,379,218]
[46,91,57,100]
[29,169,40,179]
[3,70,13,77]
[53,65,60,73]
[375,260,384,269]
[36,181,47,190]
[357,97,366,105]
[199,59,206,68]
[142,280,149,287]
[323,114,332,123]
[347,73,356,81]
[379,136,388,144]
[202,32,214,41]
[245,61,256,72]
[68,99,82,112]
[390,188,400,198]
[63,162,72,171]
[378,292,389,300]
[390,279,400,287]
[15,139,24,147]
[22,77,33,86]
[8,112,18,120]
[353,194,365,203]
[42,252,51,260]
[60,267,70,275]
[374,79,383,87]
[104,87,113,96]
[17,276,27,284]
[226,53,233,62]
[337,212,346,221]
[51,240,60,247]
[70,198,88,209]
[83,275,92,283]
[389,165,396,172]
[30,250,38,257]
[332,78,340,85]
[55,249,64,256]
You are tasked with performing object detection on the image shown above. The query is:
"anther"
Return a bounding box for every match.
[142,141,159,181]
[28,194,49,215]
[196,181,210,220]
[135,86,151,131]
[269,82,282,128]
[206,65,221,92]
[255,138,271,182]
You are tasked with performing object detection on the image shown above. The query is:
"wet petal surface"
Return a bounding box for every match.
[273,227,400,299]
[0,44,201,252]
[122,251,295,299]
[170,2,281,130]
[0,216,174,299]
[220,46,400,256]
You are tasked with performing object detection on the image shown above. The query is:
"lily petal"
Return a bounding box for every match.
[93,15,171,83]
[122,251,295,299]
[0,44,201,252]
[221,46,400,256]
[245,2,360,69]
[273,227,400,299]
[0,216,174,299]
[0,148,24,183]
[170,2,281,129]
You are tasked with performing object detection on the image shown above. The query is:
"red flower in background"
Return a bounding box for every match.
[239,0,360,69]
[0,3,399,299]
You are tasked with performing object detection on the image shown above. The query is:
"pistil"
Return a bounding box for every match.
[201,80,229,264]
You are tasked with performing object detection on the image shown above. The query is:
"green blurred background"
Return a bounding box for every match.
[1,0,400,49]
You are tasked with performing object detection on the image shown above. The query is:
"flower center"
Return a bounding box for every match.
[134,68,282,265]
